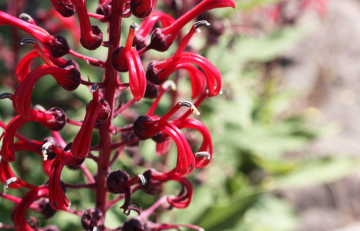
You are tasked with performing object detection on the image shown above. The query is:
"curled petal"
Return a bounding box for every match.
[162,122,195,176]
[126,49,146,101]
[13,65,80,117]
[49,152,72,210]
[72,93,110,159]
[1,109,66,162]
[156,138,171,157]
[147,0,235,51]
[12,188,48,231]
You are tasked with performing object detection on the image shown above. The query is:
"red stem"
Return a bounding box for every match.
[95,0,123,217]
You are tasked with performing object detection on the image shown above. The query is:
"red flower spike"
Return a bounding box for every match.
[147,0,235,52]
[134,11,175,50]
[130,0,155,18]
[13,64,80,118]
[0,11,70,57]
[48,152,72,210]
[67,0,103,50]
[111,23,146,101]
[12,187,49,231]
[0,108,67,162]
[71,84,110,159]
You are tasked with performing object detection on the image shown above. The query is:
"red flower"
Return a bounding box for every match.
[12,40,80,118]
[12,187,49,231]
[111,23,147,101]
[0,108,67,162]
[146,21,222,97]
[133,101,201,176]
[145,0,235,52]
[0,11,70,57]
[71,84,110,159]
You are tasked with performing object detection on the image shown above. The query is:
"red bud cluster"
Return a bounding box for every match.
[0,0,235,230]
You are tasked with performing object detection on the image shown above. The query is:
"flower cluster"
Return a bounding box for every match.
[0,0,234,230]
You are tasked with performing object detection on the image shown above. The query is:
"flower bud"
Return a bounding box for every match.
[151,132,169,143]
[51,0,76,17]
[85,99,111,124]
[133,34,147,50]
[106,170,130,194]
[35,198,57,219]
[96,2,111,22]
[133,116,160,140]
[46,108,67,131]
[80,26,103,51]
[144,81,160,99]
[81,208,104,231]
[148,28,171,52]
[121,125,140,147]
[44,35,70,58]
[122,218,145,231]
[146,60,166,85]
[63,143,85,169]
[130,0,154,18]
[111,46,129,72]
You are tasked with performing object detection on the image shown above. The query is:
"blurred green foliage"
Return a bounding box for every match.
[0,0,357,231]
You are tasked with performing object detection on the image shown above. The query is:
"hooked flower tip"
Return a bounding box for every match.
[138,174,147,185]
[19,13,34,23]
[179,101,200,115]
[130,23,140,31]
[163,80,177,91]
[91,83,99,92]
[194,20,210,32]
[42,142,53,161]
[20,38,35,46]
[3,177,17,195]
[195,151,211,160]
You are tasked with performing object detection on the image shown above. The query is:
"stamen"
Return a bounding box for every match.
[41,141,53,161]
[19,13,34,23]
[93,227,98,231]
[138,174,147,185]
[33,104,46,111]
[194,20,210,33]
[179,101,200,115]
[0,93,13,100]
[162,80,177,91]
[91,83,99,92]
[3,177,17,195]
[20,38,35,45]
[195,151,211,160]
[130,23,140,32]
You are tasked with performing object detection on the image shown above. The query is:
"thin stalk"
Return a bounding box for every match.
[95,0,123,217]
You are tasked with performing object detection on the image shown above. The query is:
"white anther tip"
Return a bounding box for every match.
[138,174,147,185]
[163,80,177,91]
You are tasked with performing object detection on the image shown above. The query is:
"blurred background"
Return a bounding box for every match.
[2,0,360,230]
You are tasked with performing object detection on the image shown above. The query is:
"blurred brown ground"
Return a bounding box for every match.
[280,0,360,230]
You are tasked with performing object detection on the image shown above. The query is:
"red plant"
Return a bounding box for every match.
[0,0,235,230]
